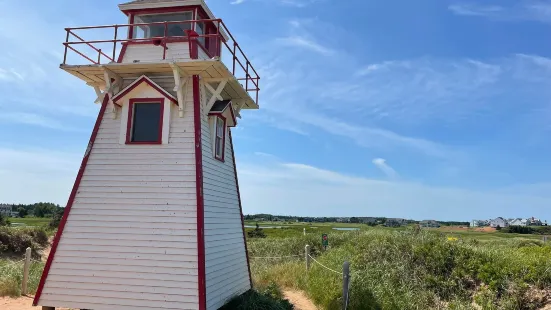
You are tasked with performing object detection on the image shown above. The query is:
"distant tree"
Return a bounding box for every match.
[17,207,28,218]
[496,225,502,231]
[0,213,10,226]
[247,223,266,238]
[49,208,65,228]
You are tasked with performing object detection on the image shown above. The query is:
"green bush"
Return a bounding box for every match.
[220,287,294,310]
[0,227,49,257]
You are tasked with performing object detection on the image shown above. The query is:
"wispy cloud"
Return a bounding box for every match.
[238,161,551,220]
[230,0,246,4]
[372,158,398,179]
[275,36,335,55]
[449,2,551,23]
[0,68,24,82]
[229,0,323,7]
[0,112,81,131]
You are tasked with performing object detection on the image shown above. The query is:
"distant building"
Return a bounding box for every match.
[336,217,350,223]
[361,217,377,225]
[385,218,405,227]
[490,217,509,228]
[471,220,489,227]
[527,217,543,226]
[509,218,528,226]
[0,204,13,216]
[420,220,440,228]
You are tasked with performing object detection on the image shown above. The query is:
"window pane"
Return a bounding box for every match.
[132,103,161,142]
[215,136,223,157]
[216,118,224,137]
[133,13,193,39]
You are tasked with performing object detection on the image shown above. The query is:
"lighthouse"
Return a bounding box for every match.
[33,1,260,309]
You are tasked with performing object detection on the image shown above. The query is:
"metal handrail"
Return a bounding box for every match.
[62,18,260,103]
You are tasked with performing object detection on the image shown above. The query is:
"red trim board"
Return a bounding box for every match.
[193,75,207,310]
[33,95,111,306]
[125,98,165,145]
[229,129,253,289]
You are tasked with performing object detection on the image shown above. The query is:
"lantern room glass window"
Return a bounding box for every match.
[133,12,193,39]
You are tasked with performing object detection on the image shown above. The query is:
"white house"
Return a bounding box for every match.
[0,204,13,216]
[509,218,528,226]
[490,217,509,228]
[34,1,260,309]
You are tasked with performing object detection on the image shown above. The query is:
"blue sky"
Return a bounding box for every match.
[1,0,551,221]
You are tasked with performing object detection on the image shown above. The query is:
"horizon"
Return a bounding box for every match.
[2,0,551,222]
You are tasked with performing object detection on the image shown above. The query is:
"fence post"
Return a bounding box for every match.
[22,247,31,295]
[305,245,310,271]
[342,261,350,310]
[303,228,306,236]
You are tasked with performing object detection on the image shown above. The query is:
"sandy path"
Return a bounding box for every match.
[0,296,73,310]
[283,289,317,310]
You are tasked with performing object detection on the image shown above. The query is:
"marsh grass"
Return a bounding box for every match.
[249,229,551,310]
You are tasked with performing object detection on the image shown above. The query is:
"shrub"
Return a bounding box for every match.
[0,227,49,258]
[220,287,294,310]
[247,223,267,239]
[0,214,10,227]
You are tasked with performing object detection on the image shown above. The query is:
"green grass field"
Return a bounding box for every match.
[8,217,51,227]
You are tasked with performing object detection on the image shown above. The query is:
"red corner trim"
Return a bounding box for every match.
[33,95,110,306]
[117,42,128,63]
[112,75,178,104]
[229,129,253,289]
[193,75,206,310]
[125,98,165,145]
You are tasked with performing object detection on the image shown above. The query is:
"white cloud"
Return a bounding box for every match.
[0,112,82,131]
[372,158,398,179]
[449,2,551,23]
[275,36,335,55]
[231,0,246,4]
[238,160,551,221]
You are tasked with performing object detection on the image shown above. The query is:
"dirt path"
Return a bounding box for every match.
[0,296,73,310]
[283,289,317,310]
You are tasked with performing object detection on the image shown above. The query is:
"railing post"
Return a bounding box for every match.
[163,21,168,60]
[232,42,237,75]
[245,62,249,90]
[63,30,70,65]
[342,261,350,310]
[22,247,31,295]
[97,49,102,64]
[305,245,310,272]
[113,25,118,62]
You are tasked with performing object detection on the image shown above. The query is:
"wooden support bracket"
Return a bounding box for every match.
[204,79,228,115]
[101,66,122,119]
[87,82,106,104]
[170,63,189,118]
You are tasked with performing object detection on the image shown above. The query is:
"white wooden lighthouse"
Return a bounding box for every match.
[34,1,260,309]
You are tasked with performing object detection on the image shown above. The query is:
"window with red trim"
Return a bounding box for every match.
[126,99,164,144]
[214,116,225,161]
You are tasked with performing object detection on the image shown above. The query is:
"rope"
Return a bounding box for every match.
[308,254,343,275]
[251,255,301,259]
[1,258,26,268]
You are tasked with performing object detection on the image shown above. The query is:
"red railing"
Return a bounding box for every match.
[62,19,260,104]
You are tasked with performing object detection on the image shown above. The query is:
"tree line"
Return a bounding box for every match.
[11,202,63,218]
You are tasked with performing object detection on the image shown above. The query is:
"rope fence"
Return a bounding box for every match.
[250,255,301,259]
[308,254,343,275]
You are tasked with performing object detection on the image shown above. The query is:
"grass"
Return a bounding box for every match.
[249,227,551,310]
[8,217,51,228]
[0,259,45,296]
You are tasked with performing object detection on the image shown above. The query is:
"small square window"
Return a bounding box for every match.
[126,99,163,144]
[214,116,226,161]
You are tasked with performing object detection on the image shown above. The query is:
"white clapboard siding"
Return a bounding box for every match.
[40,78,199,310]
[201,93,250,310]
[121,42,191,63]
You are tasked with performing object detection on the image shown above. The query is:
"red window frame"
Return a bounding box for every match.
[214,115,226,162]
[126,98,165,145]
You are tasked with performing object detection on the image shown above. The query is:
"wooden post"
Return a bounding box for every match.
[305,245,310,271]
[42,307,55,310]
[22,247,31,295]
[303,228,306,236]
[342,261,350,310]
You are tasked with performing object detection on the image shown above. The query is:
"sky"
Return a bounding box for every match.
[1,0,551,221]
